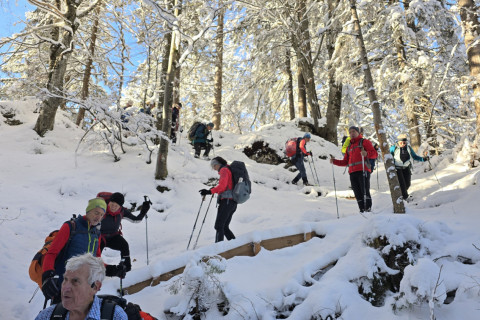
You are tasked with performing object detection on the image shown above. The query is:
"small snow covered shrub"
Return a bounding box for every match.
[167,256,229,319]
[392,258,446,317]
[243,140,284,165]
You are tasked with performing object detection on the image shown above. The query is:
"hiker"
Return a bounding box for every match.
[330,126,378,213]
[389,134,428,201]
[35,253,128,320]
[99,192,150,273]
[41,198,126,304]
[199,157,237,243]
[291,132,313,186]
[193,122,214,159]
[341,127,364,155]
[171,102,182,144]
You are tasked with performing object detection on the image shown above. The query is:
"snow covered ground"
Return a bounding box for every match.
[0,99,479,319]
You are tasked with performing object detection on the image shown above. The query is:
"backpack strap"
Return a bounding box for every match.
[100,298,117,320]
[50,303,68,319]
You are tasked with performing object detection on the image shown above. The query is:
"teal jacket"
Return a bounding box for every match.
[389,144,425,169]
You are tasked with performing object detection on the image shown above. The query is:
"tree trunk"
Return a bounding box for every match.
[297,64,307,118]
[212,4,225,130]
[285,48,295,120]
[156,31,172,129]
[155,0,180,180]
[76,3,102,126]
[393,14,421,151]
[291,0,321,130]
[349,0,405,213]
[34,0,79,136]
[320,0,342,144]
[459,0,480,137]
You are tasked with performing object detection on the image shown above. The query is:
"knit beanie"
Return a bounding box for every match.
[207,122,214,128]
[86,198,107,213]
[349,126,360,133]
[109,192,125,206]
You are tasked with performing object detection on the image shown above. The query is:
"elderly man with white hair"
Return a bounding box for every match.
[35,253,127,320]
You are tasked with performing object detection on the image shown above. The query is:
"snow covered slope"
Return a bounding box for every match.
[0,99,479,319]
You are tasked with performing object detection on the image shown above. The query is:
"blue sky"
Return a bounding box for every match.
[0,1,34,39]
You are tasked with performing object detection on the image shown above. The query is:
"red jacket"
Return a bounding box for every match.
[333,135,377,174]
[210,166,233,195]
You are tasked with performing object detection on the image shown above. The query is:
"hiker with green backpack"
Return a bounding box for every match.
[35,253,128,320]
[38,198,126,304]
[190,122,214,159]
[330,126,378,213]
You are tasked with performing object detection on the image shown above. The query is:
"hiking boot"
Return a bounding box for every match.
[203,155,210,160]
[291,180,298,185]
[303,181,312,186]
[194,154,200,158]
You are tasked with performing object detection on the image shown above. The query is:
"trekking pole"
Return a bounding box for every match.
[376,157,379,190]
[330,156,340,219]
[306,157,316,185]
[427,157,441,186]
[28,286,40,303]
[187,196,206,250]
[144,195,153,265]
[361,154,367,212]
[193,194,214,250]
[119,258,125,298]
[310,154,321,186]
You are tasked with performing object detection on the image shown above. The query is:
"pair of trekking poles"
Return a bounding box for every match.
[186,194,214,250]
[306,153,320,186]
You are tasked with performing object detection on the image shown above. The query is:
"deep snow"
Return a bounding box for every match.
[0,99,479,319]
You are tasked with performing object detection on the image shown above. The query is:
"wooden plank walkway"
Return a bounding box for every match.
[123,231,322,295]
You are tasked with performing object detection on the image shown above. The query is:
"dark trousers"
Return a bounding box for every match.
[350,171,372,212]
[396,167,411,199]
[194,142,211,157]
[100,234,131,270]
[170,128,177,144]
[215,199,237,242]
[292,155,308,183]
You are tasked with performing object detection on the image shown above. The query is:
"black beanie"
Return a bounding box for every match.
[110,192,125,206]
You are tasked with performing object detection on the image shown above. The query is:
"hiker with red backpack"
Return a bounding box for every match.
[35,253,128,320]
[40,198,125,304]
[98,192,151,274]
[199,157,237,243]
[289,132,313,186]
[330,126,378,213]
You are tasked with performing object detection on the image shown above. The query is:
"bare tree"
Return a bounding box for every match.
[33,0,100,136]
[285,48,295,120]
[212,3,225,130]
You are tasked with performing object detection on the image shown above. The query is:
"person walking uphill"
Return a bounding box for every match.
[199,157,237,243]
[390,134,428,201]
[41,198,126,304]
[193,122,214,159]
[99,192,150,273]
[291,133,313,186]
[330,126,378,213]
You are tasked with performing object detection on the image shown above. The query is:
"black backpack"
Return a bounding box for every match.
[50,295,157,320]
[227,161,252,204]
[188,122,203,141]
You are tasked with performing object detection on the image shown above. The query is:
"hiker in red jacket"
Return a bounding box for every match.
[330,126,378,213]
[42,198,126,304]
[199,157,237,243]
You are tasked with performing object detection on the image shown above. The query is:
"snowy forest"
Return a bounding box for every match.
[1,0,480,320]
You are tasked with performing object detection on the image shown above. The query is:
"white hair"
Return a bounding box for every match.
[65,253,106,284]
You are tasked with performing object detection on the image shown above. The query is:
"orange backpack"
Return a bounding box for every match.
[29,218,76,288]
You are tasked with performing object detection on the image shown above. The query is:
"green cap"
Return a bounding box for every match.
[86,198,107,213]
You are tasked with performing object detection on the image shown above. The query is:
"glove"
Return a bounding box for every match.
[140,201,150,214]
[41,270,60,299]
[124,303,142,320]
[199,189,212,196]
[307,152,312,157]
[423,156,429,161]
[106,263,127,279]
[207,138,213,143]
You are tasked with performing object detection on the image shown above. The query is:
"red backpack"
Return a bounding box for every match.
[285,137,301,157]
